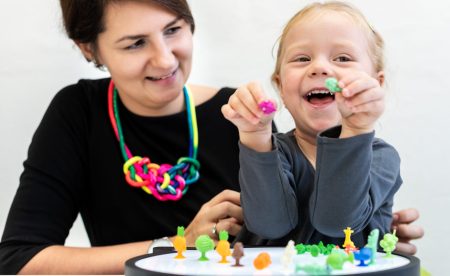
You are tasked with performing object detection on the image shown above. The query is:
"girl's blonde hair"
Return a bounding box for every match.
[272,1,384,87]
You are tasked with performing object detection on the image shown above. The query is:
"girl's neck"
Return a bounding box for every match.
[294,129,317,169]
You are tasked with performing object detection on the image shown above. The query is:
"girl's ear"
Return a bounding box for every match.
[275,74,284,97]
[377,71,385,86]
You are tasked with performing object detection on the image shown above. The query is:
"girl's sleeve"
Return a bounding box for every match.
[310,126,402,237]
[238,135,298,239]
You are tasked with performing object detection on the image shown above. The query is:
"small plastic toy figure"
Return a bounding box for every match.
[258,100,276,114]
[281,240,296,271]
[173,226,186,259]
[365,229,380,264]
[295,243,307,254]
[295,263,331,275]
[232,242,244,267]
[326,248,354,270]
[195,235,214,261]
[380,229,398,257]
[309,244,320,257]
[343,227,357,253]
[253,252,271,270]
[215,230,231,263]
[325,77,342,93]
[354,247,372,266]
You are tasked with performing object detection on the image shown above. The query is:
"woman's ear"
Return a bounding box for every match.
[76,42,95,62]
[377,71,385,86]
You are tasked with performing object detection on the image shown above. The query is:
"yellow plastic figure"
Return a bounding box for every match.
[173,226,186,259]
[215,230,231,263]
[343,227,357,252]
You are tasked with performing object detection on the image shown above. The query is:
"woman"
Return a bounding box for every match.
[0,0,423,274]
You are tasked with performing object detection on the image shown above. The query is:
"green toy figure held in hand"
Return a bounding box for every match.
[325,77,342,93]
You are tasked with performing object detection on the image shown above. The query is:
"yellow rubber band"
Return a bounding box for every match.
[160,173,170,189]
[142,186,152,194]
[123,156,142,174]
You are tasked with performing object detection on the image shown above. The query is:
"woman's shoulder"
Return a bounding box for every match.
[55,78,109,99]
[188,84,236,106]
[50,78,109,110]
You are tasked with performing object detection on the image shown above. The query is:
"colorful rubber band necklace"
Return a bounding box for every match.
[107,80,200,201]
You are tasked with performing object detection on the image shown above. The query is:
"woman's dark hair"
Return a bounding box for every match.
[60,0,195,65]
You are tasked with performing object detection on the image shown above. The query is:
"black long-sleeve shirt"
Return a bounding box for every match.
[0,78,241,274]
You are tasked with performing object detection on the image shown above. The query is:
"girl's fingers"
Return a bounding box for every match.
[346,97,385,115]
[341,76,379,98]
[228,91,260,124]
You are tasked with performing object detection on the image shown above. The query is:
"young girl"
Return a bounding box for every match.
[223,1,401,247]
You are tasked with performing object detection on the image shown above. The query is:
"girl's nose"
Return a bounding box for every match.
[308,58,332,77]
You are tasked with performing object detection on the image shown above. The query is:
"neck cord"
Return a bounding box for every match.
[107,80,200,201]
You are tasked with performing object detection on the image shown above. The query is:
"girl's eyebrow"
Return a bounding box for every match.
[115,16,182,44]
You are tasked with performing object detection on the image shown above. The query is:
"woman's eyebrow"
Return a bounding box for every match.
[115,16,183,44]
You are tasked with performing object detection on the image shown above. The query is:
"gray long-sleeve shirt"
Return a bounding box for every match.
[237,126,402,247]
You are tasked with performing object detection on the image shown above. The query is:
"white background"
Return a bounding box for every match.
[1,0,448,274]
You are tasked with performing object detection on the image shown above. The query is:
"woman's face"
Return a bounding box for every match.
[94,1,193,116]
[277,11,377,140]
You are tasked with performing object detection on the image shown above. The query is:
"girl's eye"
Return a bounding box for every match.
[165,26,181,35]
[295,56,310,62]
[334,56,351,62]
[126,39,146,50]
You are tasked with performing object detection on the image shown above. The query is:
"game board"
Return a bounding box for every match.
[125,247,419,275]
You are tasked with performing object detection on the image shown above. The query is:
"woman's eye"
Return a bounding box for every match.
[165,26,181,35]
[334,56,351,62]
[126,39,146,50]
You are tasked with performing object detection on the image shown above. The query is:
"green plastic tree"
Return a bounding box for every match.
[195,234,214,261]
[379,230,398,257]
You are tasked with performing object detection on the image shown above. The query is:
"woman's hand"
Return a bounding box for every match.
[392,208,424,255]
[183,190,243,246]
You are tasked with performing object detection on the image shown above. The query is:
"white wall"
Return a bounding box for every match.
[1,0,448,274]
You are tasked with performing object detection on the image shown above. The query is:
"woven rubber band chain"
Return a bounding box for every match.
[107,80,200,201]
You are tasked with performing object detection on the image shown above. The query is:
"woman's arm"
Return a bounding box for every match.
[19,242,149,274]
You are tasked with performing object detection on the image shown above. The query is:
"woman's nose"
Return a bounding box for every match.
[150,40,176,70]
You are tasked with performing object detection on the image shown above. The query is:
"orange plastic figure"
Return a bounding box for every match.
[253,252,271,270]
[173,226,186,259]
[215,230,231,263]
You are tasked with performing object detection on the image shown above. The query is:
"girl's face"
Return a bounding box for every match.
[277,11,378,139]
[92,1,193,116]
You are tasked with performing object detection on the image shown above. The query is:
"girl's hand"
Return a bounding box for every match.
[222,82,276,152]
[184,190,243,246]
[334,70,385,138]
[222,81,276,134]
